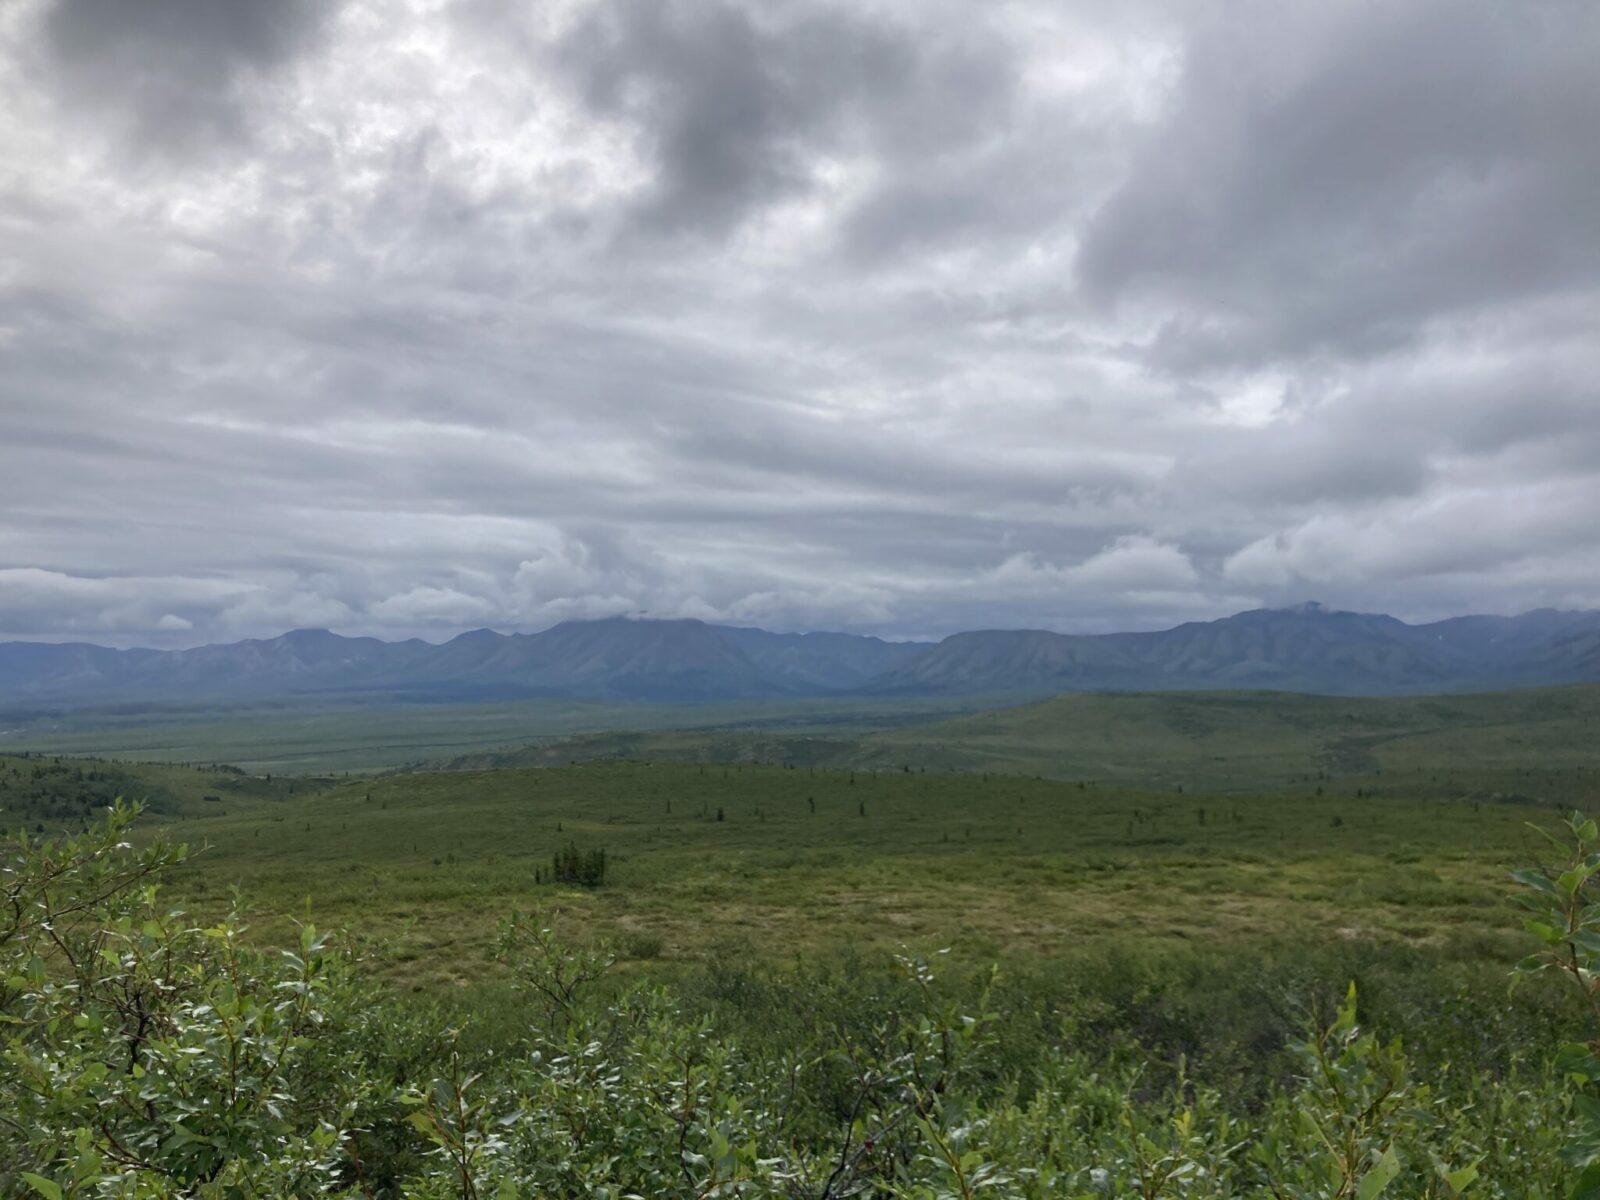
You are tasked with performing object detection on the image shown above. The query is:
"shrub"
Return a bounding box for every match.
[0,803,379,1196]
[550,842,606,887]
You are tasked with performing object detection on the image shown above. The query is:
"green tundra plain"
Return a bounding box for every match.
[6,686,1600,1195]
[7,684,1599,987]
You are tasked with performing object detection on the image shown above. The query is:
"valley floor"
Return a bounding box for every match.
[146,760,1543,990]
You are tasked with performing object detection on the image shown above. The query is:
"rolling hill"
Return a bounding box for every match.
[438,683,1600,804]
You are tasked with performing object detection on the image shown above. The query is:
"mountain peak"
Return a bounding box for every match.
[450,628,504,643]
[1226,601,1335,623]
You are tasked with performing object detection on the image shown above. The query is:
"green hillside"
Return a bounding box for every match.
[20,683,1596,799]
[0,691,997,773]
[861,685,1600,797]
[0,751,314,827]
[436,684,1600,804]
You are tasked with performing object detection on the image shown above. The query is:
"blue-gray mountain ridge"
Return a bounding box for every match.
[3,603,1599,705]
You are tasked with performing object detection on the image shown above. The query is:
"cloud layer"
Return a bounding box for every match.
[1,0,1597,645]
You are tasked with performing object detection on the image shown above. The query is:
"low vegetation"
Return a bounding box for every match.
[4,689,1599,1195]
[0,752,311,826]
[10,683,1600,788]
[127,758,1551,989]
[1,799,1596,1196]
[449,685,1600,804]
[0,692,992,775]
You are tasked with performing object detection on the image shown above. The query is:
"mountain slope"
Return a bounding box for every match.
[1107,603,1466,690]
[151,629,433,694]
[0,630,429,700]
[867,629,1146,694]
[4,604,1600,706]
[0,618,904,704]
[1419,609,1600,680]
[863,603,1600,696]
[715,626,929,690]
[497,617,782,700]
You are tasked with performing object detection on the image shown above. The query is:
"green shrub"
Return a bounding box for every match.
[550,842,606,887]
[0,803,381,1196]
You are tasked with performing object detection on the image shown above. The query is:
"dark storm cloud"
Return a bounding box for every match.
[0,0,1597,645]
[37,0,339,158]
[547,0,1018,240]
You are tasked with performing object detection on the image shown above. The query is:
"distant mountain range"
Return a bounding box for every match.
[4,603,1600,707]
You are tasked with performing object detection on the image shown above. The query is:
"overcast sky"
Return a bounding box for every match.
[2,0,1597,646]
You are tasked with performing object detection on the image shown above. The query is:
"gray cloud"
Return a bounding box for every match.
[0,0,1597,646]
[37,0,338,159]
[1078,0,1600,369]
[542,0,1020,241]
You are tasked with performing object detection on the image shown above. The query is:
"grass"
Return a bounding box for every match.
[0,751,315,825]
[9,683,1600,801]
[861,686,1600,801]
[8,684,1594,993]
[6,693,1596,1195]
[453,684,1600,803]
[0,691,1008,773]
[138,760,1554,990]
